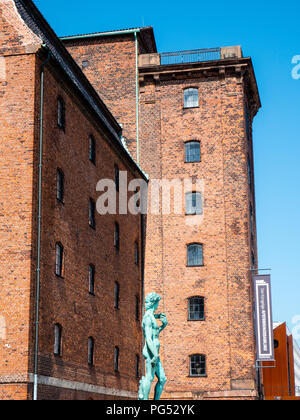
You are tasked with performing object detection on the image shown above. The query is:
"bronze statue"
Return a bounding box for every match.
[138,292,168,400]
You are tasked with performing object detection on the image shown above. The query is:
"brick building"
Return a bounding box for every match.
[262,323,300,400]
[0,0,262,401]
[0,0,146,400]
[63,26,261,399]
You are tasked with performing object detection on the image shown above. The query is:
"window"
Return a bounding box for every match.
[188,297,205,321]
[54,324,62,356]
[187,244,203,267]
[114,223,120,250]
[57,96,65,130]
[185,141,201,163]
[114,282,120,309]
[89,135,96,164]
[134,241,139,265]
[88,337,95,366]
[184,88,199,108]
[186,192,202,215]
[135,296,140,321]
[115,165,120,192]
[55,242,63,277]
[89,264,95,295]
[56,168,64,202]
[189,354,206,377]
[251,250,256,267]
[114,346,119,372]
[89,198,96,229]
[136,355,140,378]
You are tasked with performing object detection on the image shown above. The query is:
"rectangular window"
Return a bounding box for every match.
[55,243,63,277]
[56,169,64,202]
[54,324,62,356]
[184,88,199,108]
[190,354,206,376]
[89,199,96,229]
[185,141,201,163]
[57,97,65,130]
[187,244,203,267]
[186,192,202,215]
[89,265,95,295]
[89,135,96,164]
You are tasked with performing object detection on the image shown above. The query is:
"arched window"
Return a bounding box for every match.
[114,223,120,250]
[89,198,96,229]
[89,135,96,164]
[57,96,65,129]
[188,297,205,321]
[187,244,203,267]
[185,192,202,215]
[56,168,64,202]
[55,242,63,277]
[89,264,95,295]
[189,354,206,377]
[114,346,119,372]
[184,88,199,108]
[185,141,201,163]
[54,324,62,356]
[88,337,95,366]
[114,282,120,309]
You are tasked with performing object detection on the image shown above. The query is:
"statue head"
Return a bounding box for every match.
[145,292,161,311]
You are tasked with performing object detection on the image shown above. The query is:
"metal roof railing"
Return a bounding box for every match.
[159,48,221,65]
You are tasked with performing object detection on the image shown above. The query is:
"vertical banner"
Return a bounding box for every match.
[253,275,275,362]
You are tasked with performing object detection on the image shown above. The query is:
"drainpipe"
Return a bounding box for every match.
[33,50,51,401]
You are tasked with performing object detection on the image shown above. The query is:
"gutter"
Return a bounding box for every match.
[33,50,50,401]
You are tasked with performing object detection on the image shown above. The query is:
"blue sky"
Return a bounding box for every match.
[33,0,300,343]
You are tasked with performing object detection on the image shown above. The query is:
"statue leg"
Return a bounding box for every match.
[154,358,167,400]
[143,359,155,400]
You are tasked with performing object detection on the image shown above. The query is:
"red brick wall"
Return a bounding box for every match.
[30,55,143,400]
[0,1,144,399]
[64,35,139,161]
[0,51,37,395]
[138,73,257,399]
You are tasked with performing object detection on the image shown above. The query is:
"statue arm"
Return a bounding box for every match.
[157,313,168,333]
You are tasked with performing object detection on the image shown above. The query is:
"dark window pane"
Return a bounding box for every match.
[57,97,65,129]
[184,88,199,108]
[136,296,140,321]
[114,282,120,309]
[89,135,96,164]
[88,337,94,366]
[115,165,119,192]
[135,242,139,265]
[89,265,95,295]
[114,347,119,372]
[186,192,202,215]
[187,244,203,266]
[54,324,62,356]
[89,199,96,229]
[188,297,205,320]
[136,355,140,378]
[114,223,120,250]
[185,142,200,163]
[56,169,64,202]
[55,243,63,276]
[190,354,206,376]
